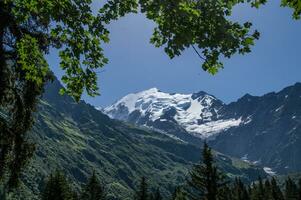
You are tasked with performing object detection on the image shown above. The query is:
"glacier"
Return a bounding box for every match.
[104,88,245,139]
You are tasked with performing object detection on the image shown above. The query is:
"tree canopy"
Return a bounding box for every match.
[81,171,106,200]
[135,176,149,200]
[42,170,73,200]
[186,142,228,200]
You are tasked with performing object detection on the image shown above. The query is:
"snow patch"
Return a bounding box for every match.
[252,160,261,165]
[243,116,252,125]
[182,118,242,139]
[241,154,250,162]
[263,167,276,176]
[95,106,103,111]
[275,105,283,112]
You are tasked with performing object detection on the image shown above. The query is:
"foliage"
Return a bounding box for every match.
[134,177,149,200]
[186,142,228,200]
[281,0,301,19]
[41,170,105,200]
[140,0,260,74]
[224,176,301,200]
[232,178,250,200]
[36,160,301,200]
[0,0,110,188]
[271,177,284,200]
[183,143,301,200]
[150,188,163,200]
[171,187,186,200]
[284,177,298,200]
[81,171,106,200]
[41,170,74,200]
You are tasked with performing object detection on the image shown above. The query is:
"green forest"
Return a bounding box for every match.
[9,143,301,200]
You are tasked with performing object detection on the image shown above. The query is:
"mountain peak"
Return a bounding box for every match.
[144,87,160,93]
[103,88,243,139]
[240,93,255,101]
[191,91,208,100]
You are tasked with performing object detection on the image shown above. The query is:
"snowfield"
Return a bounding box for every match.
[104,88,245,139]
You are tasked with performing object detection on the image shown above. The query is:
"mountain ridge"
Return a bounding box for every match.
[104,88,243,140]
[104,83,301,174]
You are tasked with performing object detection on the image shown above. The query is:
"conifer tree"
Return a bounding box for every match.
[42,170,73,200]
[186,142,228,200]
[285,177,298,200]
[232,178,249,200]
[270,178,284,200]
[81,171,105,200]
[249,183,257,200]
[264,179,272,200]
[135,177,149,200]
[249,183,260,200]
[219,184,234,200]
[172,187,186,200]
[258,177,265,200]
[241,183,250,200]
[250,177,265,200]
[298,179,301,200]
[72,191,80,200]
[150,188,163,200]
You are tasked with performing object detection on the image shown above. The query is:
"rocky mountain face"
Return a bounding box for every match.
[211,83,301,175]
[14,79,265,200]
[104,83,301,175]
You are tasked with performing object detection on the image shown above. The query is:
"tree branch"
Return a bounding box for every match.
[192,45,206,61]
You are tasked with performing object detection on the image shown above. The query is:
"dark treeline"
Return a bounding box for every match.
[41,143,301,200]
[41,170,105,200]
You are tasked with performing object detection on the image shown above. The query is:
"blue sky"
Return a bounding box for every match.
[47,1,301,107]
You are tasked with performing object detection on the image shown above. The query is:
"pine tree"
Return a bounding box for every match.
[135,177,149,200]
[270,178,284,200]
[171,187,186,200]
[186,142,228,200]
[72,191,80,200]
[42,170,73,200]
[150,188,162,200]
[285,177,298,200]
[298,179,301,200]
[232,178,249,200]
[250,183,258,200]
[258,177,265,200]
[219,184,234,200]
[264,179,272,200]
[250,177,265,200]
[81,171,105,200]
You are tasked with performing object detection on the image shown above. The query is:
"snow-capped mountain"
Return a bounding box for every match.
[104,88,243,139]
[104,83,301,174]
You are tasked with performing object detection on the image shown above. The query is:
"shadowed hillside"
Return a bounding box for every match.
[12,79,266,199]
